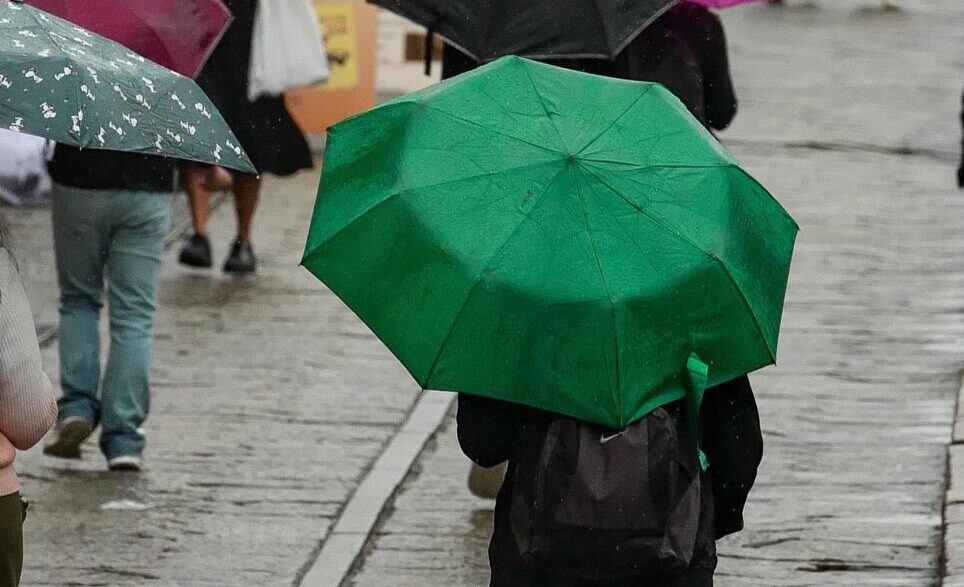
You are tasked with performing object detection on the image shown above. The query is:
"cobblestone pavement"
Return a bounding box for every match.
[3,2,962,586]
[348,3,964,587]
[9,168,426,586]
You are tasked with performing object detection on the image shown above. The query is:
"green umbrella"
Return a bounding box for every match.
[303,56,798,429]
[0,0,255,174]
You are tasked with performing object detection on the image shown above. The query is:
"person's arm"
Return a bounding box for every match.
[700,374,763,539]
[699,13,738,131]
[0,251,57,450]
[456,394,524,467]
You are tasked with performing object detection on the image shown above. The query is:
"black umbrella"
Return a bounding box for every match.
[370,0,677,62]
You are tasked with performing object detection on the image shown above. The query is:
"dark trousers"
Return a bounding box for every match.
[0,492,23,587]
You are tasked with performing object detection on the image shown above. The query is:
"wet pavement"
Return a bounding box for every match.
[10,169,424,586]
[348,3,964,587]
[3,1,963,586]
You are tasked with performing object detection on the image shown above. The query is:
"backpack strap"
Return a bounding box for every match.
[684,352,710,471]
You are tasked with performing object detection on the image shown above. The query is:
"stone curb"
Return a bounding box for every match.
[299,390,455,587]
[942,371,964,587]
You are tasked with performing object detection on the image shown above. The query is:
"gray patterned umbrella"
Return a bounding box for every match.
[0,0,255,173]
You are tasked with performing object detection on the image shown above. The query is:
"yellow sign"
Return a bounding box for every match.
[286,0,375,133]
[316,4,358,90]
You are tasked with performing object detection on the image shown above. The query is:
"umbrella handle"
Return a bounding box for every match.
[684,352,709,470]
[424,28,435,76]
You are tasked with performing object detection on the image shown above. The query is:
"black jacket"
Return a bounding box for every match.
[457,376,763,586]
[609,4,736,131]
[48,145,175,192]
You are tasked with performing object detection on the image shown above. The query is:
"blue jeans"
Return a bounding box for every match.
[52,184,172,459]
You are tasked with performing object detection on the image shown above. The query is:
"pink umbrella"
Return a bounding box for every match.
[684,0,767,7]
[26,0,232,78]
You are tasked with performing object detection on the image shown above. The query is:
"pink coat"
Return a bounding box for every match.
[0,250,57,496]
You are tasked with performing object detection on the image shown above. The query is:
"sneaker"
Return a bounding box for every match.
[223,240,256,274]
[179,233,213,268]
[107,455,144,472]
[43,416,94,459]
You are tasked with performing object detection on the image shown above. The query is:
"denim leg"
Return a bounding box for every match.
[99,193,172,459]
[52,186,108,425]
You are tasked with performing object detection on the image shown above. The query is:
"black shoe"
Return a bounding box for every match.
[179,234,212,268]
[43,416,94,459]
[223,240,256,274]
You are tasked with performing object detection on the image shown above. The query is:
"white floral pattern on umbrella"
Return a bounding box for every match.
[0,0,255,173]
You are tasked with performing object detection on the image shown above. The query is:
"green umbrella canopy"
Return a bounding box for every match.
[0,1,255,174]
[303,56,798,429]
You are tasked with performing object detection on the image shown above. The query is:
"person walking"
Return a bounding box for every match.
[501,2,735,133]
[443,4,736,132]
[0,236,58,587]
[443,3,740,505]
[444,5,758,584]
[178,0,314,274]
[608,3,737,131]
[42,148,175,471]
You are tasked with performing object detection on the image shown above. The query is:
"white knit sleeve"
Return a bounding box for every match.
[0,250,57,450]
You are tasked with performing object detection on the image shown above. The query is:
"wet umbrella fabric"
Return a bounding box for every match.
[0,1,255,174]
[26,0,233,78]
[369,0,677,62]
[303,57,798,429]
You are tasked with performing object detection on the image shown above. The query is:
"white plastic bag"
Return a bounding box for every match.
[247,0,330,101]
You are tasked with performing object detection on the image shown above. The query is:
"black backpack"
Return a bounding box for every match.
[508,357,709,580]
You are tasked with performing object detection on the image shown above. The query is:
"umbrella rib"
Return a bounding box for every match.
[581,161,730,171]
[579,129,692,163]
[725,165,800,231]
[580,165,777,362]
[423,103,562,156]
[420,165,570,389]
[25,9,90,146]
[518,60,570,153]
[609,0,679,58]
[574,85,655,158]
[366,0,481,62]
[440,37,482,64]
[196,9,234,78]
[571,166,624,426]
[304,158,567,261]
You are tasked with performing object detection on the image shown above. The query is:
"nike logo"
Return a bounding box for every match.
[600,431,625,444]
